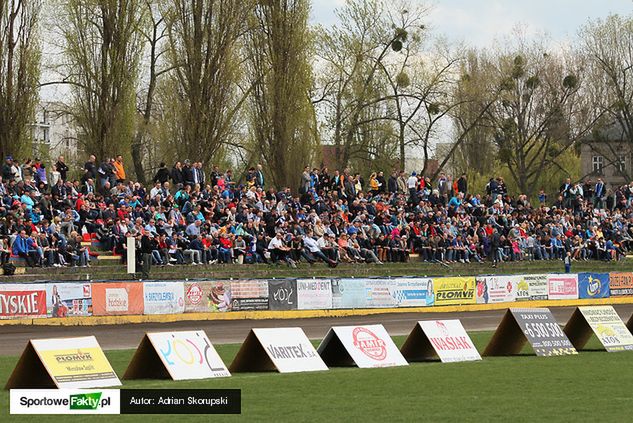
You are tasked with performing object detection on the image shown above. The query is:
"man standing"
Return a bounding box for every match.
[407,171,418,204]
[83,155,97,182]
[55,155,69,182]
[139,230,153,279]
[457,173,468,194]
[255,164,265,188]
[113,155,126,183]
[594,178,605,209]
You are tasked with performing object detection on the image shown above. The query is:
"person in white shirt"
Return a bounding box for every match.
[267,232,296,267]
[150,182,162,199]
[303,230,337,266]
[407,171,419,203]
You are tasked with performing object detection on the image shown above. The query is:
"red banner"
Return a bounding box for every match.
[0,284,47,319]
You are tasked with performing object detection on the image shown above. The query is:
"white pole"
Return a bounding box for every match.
[127,236,136,274]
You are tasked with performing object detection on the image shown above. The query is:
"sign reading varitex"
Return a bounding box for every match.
[230,328,327,373]
[400,320,481,363]
[317,324,408,368]
[6,336,121,389]
[10,389,240,414]
[564,306,633,352]
[484,308,577,357]
[123,331,230,381]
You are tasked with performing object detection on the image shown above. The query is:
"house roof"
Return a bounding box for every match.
[582,121,627,143]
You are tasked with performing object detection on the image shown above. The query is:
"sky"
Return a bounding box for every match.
[311,0,632,47]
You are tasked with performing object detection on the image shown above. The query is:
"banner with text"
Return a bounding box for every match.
[230,280,269,311]
[577,273,610,299]
[610,272,633,297]
[547,274,578,300]
[0,283,47,319]
[143,282,185,315]
[46,283,92,318]
[516,274,548,301]
[332,279,367,309]
[434,277,476,306]
[268,280,297,311]
[476,275,518,304]
[184,281,232,313]
[92,282,143,316]
[297,279,333,310]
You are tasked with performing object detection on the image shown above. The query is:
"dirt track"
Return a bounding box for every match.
[1,304,633,356]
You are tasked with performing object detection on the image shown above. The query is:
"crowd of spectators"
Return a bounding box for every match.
[0,154,631,271]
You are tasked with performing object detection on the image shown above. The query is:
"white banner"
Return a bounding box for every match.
[365,279,398,308]
[143,282,185,315]
[11,389,120,414]
[418,320,481,363]
[547,274,579,300]
[318,324,408,368]
[146,331,230,380]
[46,283,92,317]
[476,276,518,304]
[578,306,633,352]
[516,274,548,301]
[388,278,434,307]
[297,279,333,310]
[253,328,328,373]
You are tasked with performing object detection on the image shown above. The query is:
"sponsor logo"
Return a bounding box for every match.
[54,351,93,363]
[186,283,204,305]
[586,276,601,297]
[105,288,128,312]
[69,392,104,410]
[266,344,316,359]
[437,289,473,300]
[428,321,473,351]
[352,327,387,361]
[0,291,44,316]
[82,284,91,298]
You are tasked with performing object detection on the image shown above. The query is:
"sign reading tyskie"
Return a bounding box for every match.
[564,306,633,352]
[0,284,47,319]
[317,324,408,368]
[401,320,481,363]
[123,330,230,381]
[229,328,327,373]
[484,308,577,357]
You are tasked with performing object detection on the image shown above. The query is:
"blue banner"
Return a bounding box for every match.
[578,273,610,299]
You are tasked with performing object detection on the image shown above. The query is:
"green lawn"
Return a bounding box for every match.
[2,333,632,422]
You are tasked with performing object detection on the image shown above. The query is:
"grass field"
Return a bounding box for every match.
[1,332,632,422]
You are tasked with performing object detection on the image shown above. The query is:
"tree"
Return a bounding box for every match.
[162,0,252,168]
[474,35,598,196]
[59,0,147,162]
[0,0,41,158]
[580,14,633,180]
[244,0,317,189]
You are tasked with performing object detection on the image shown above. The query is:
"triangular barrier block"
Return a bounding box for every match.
[317,324,408,368]
[401,320,481,363]
[5,336,120,389]
[564,306,633,352]
[124,330,230,381]
[230,328,327,373]
[484,308,577,357]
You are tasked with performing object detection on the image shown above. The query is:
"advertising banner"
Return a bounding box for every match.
[406,320,482,363]
[230,328,328,373]
[566,306,633,352]
[516,275,548,301]
[609,272,633,297]
[46,283,92,318]
[365,279,398,308]
[124,330,230,380]
[388,278,434,307]
[6,336,121,389]
[434,277,476,306]
[577,273,610,299]
[230,280,269,311]
[547,274,578,300]
[297,279,333,310]
[317,324,408,368]
[510,308,577,356]
[0,284,47,319]
[268,280,297,311]
[331,279,367,309]
[92,282,143,316]
[183,281,232,313]
[143,282,185,315]
[476,276,517,304]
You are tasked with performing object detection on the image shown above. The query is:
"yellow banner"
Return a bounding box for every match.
[434,277,476,306]
[38,347,117,384]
